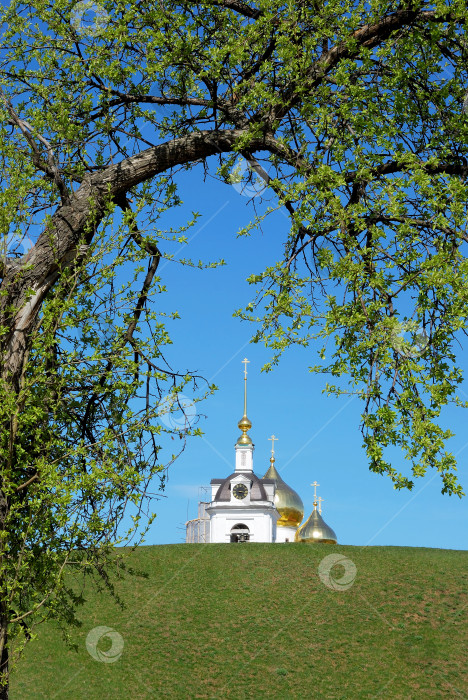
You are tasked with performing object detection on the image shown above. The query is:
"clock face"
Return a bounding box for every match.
[233,483,248,500]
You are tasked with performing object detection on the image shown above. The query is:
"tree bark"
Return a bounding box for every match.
[0,615,8,700]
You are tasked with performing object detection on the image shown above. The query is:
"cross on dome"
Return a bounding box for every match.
[311,481,320,503]
[268,434,278,456]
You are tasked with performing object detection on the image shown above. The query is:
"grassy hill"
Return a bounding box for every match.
[10,543,468,699]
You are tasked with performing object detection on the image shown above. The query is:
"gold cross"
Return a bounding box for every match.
[268,434,278,456]
[318,496,324,514]
[242,357,250,379]
[311,481,320,501]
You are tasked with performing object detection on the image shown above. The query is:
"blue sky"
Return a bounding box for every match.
[136,159,468,551]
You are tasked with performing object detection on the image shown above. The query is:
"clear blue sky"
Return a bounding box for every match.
[132,158,468,551]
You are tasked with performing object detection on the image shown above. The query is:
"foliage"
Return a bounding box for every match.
[0,1,465,499]
[1,0,468,691]
[0,186,214,693]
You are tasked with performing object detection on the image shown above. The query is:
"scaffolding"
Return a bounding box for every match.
[185,486,211,543]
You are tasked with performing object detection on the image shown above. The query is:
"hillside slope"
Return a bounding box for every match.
[11,544,468,699]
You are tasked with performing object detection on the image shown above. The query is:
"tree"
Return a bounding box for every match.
[0,0,467,694]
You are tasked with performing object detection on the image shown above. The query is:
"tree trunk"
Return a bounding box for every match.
[0,616,8,700]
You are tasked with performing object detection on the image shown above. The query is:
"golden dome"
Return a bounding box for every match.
[238,415,252,430]
[295,503,337,544]
[237,414,252,445]
[263,457,304,528]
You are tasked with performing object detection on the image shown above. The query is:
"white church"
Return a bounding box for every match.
[185,360,337,545]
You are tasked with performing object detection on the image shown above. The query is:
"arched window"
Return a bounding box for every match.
[230,523,250,542]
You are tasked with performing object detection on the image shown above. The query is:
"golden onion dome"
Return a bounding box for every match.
[237,414,253,445]
[263,458,304,528]
[294,503,337,544]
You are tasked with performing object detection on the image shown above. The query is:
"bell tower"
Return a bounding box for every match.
[235,357,253,473]
[205,359,279,543]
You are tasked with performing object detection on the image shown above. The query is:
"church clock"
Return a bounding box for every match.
[233,483,248,500]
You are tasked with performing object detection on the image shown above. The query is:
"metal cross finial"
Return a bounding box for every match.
[242,357,250,378]
[318,496,324,515]
[311,481,320,501]
[268,434,278,456]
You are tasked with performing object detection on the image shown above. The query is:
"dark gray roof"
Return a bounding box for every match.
[212,472,270,502]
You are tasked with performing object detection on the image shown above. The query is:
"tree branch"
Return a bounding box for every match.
[268,9,463,123]
[2,97,70,206]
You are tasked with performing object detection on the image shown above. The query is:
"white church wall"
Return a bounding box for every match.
[275,525,297,543]
[209,509,276,543]
[211,482,221,499]
[235,445,253,473]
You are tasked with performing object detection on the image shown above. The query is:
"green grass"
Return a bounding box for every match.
[10,544,468,699]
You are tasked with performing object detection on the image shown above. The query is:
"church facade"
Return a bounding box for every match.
[185,359,337,545]
[206,431,281,543]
